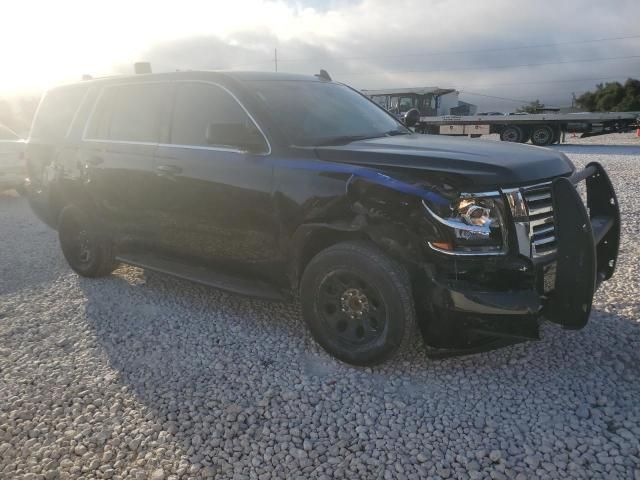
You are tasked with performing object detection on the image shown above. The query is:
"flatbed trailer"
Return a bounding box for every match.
[415,112,639,146]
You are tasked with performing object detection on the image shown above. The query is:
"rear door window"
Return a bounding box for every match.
[30,86,88,141]
[87,83,173,143]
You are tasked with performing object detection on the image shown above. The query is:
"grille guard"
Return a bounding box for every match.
[544,162,621,329]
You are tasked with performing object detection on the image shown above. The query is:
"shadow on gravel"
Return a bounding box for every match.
[553,144,640,156]
[76,265,640,476]
[0,193,66,296]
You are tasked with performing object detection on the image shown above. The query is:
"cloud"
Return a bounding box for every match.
[3,0,639,110]
[135,0,640,110]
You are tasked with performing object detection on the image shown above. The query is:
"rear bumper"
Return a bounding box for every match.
[416,162,620,353]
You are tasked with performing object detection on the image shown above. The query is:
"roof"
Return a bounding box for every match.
[361,87,457,96]
[51,70,327,91]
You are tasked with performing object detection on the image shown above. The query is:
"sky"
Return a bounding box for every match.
[2,0,639,111]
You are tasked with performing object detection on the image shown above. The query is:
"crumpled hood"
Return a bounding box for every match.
[314,134,574,188]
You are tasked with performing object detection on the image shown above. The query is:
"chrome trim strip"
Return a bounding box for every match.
[533,236,556,246]
[65,87,91,140]
[460,190,501,198]
[528,205,553,216]
[526,192,552,202]
[533,225,555,236]
[157,143,247,154]
[530,216,554,227]
[81,79,272,155]
[427,242,506,256]
[82,138,158,146]
[422,201,491,235]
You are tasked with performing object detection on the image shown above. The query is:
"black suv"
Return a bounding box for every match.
[25,70,620,365]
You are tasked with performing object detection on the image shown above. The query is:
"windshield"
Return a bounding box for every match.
[249,80,408,146]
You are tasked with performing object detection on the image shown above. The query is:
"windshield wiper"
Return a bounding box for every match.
[384,129,410,136]
[314,134,382,146]
[314,130,410,146]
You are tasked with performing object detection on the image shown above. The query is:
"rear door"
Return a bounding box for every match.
[80,82,173,250]
[151,81,278,275]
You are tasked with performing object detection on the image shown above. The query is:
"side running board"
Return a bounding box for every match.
[116,252,286,301]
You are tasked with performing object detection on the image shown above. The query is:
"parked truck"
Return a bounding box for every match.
[364,88,639,146]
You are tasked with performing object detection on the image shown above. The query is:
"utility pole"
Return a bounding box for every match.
[274,48,278,72]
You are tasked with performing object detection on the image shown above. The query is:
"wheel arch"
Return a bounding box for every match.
[48,180,99,228]
[289,220,426,290]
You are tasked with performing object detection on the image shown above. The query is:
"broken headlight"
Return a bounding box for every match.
[422,193,507,254]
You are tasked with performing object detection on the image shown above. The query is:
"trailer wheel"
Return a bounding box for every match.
[531,125,555,146]
[500,126,523,143]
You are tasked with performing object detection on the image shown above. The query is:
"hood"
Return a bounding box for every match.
[313,134,574,188]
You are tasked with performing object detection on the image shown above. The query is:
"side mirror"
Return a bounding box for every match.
[404,108,420,128]
[205,123,266,153]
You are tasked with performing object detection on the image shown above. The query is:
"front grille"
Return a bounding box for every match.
[522,183,557,257]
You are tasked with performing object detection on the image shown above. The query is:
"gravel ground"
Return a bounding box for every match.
[1,134,639,479]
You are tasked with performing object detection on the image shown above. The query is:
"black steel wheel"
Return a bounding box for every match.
[300,241,416,366]
[531,125,554,146]
[317,270,387,346]
[58,205,116,277]
[500,125,523,143]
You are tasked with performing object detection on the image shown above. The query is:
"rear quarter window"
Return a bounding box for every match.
[30,85,88,142]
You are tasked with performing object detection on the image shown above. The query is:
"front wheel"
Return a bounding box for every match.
[300,241,416,366]
[58,205,117,277]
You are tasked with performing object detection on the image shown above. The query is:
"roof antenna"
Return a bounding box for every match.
[134,62,152,74]
[315,69,332,81]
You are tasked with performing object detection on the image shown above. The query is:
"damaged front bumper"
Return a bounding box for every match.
[417,162,620,356]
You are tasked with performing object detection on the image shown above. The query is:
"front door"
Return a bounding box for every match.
[151,81,278,279]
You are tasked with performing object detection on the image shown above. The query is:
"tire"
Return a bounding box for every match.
[531,125,555,146]
[519,128,531,144]
[58,205,116,278]
[300,241,416,366]
[500,125,523,143]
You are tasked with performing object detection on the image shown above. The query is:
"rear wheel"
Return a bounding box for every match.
[531,125,555,146]
[300,241,416,366]
[500,125,523,143]
[58,205,116,277]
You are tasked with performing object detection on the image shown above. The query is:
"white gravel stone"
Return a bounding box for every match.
[1,135,640,478]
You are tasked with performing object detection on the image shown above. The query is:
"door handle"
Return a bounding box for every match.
[155,164,183,175]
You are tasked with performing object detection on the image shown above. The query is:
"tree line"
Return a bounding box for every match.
[517,78,640,114]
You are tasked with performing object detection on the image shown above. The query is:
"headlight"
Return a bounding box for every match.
[422,193,507,255]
